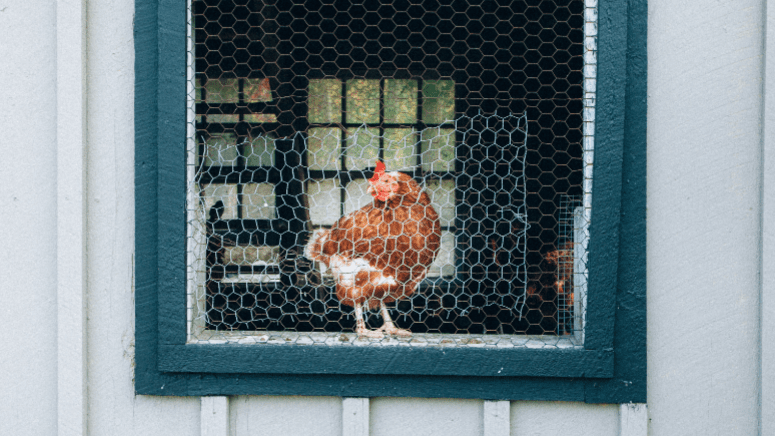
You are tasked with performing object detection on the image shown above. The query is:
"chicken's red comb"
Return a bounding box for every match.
[369,160,386,182]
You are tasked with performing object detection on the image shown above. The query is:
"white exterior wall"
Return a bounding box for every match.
[648,1,765,435]
[0,1,58,435]
[1,0,772,435]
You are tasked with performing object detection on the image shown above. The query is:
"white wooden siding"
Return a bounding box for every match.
[229,396,343,436]
[511,401,619,435]
[762,2,775,435]
[647,0,765,434]
[56,1,88,436]
[1,0,774,434]
[0,1,59,435]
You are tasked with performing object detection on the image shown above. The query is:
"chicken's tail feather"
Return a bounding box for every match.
[304,228,329,263]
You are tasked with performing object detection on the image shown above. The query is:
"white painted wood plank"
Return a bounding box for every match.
[618,404,647,436]
[762,2,775,435]
[483,401,510,436]
[229,396,342,436]
[56,0,87,434]
[647,0,763,433]
[370,398,483,436]
[342,398,369,436]
[1,2,59,435]
[511,401,618,436]
[201,397,229,436]
[83,0,203,433]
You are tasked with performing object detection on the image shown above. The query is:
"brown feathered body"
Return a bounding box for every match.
[305,172,441,309]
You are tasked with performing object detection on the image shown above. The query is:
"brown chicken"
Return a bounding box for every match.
[305,161,441,338]
[545,242,575,307]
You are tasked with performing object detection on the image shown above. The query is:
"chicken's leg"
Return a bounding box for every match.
[355,302,384,339]
[378,301,411,337]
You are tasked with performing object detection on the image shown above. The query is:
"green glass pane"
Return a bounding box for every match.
[420,128,455,172]
[306,178,341,226]
[243,114,278,123]
[346,79,379,124]
[384,80,417,124]
[200,184,239,219]
[205,78,239,103]
[241,183,276,219]
[427,179,456,227]
[202,133,239,166]
[422,80,455,124]
[206,114,239,124]
[383,128,417,171]
[309,79,342,123]
[244,78,272,102]
[245,136,275,167]
[427,231,455,278]
[345,127,380,170]
[308,128,341,170]
[344,179,372,215]
[222,245,280,268]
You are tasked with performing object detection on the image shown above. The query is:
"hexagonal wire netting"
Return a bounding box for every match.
[185,0,597,347]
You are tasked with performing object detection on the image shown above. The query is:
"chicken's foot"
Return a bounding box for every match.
[378,301,412,337]
[355,303,384,339]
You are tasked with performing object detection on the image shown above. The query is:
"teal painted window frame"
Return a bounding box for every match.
[135,0,646,402]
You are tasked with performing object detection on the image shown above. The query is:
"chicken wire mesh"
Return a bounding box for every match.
[185,0,596,347]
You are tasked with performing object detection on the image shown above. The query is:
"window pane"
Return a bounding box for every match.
[346,79,379,124]
[422,80,455,124]
[308,79,342,123]
[308,127,341,170]
[241,183,275,219]
[244,135,275,167]
[344,179,372,215]
[420,128,455,172]
[307,178,341,226]
[206,114,239,124]
[243,114,278,123]
[384,79,417,124]
[345,127,380,170]
[383,128,417,171]
[427,179,456,227]
[222,245,280,268]
[221,245,282,284]
[201,133,239,166]
[205,78,239,103]
[244,78,272,102]
[200,183,238,220]
[427,231,455,278]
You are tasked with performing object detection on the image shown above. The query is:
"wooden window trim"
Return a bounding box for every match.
[135,0,646,402]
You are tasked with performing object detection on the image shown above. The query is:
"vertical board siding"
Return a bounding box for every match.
[201,397,229,436]
[0,1,59,435]
[762,1,775,434]
[369,398,484,436]
[342,398,369,436]
[85,0,202,434]
[483,401,510,436]
[223,398,633,436]
[618,404,648,436]
[510,401,619,436]
[56,0,88,435]
[229,396,342,436]
[647,0,764,434]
